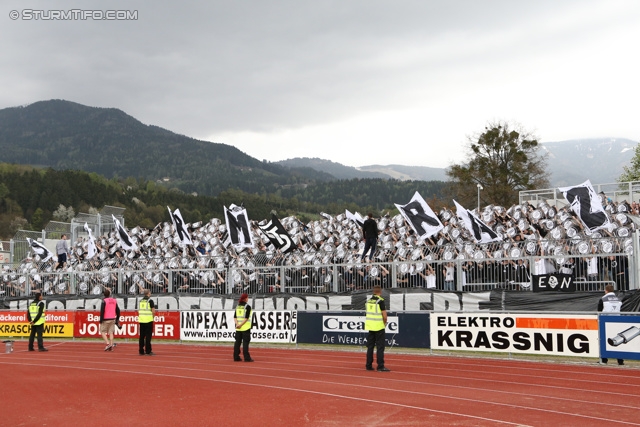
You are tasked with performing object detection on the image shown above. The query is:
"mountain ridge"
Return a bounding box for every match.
[276,139,639,187]
[0,100,637,193]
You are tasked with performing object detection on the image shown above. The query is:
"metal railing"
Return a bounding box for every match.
[1,250,635,297]
[520,181,640,206]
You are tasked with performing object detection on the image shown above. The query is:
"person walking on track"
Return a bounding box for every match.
[138,289,156,356]
[27,292,47,352]
[100,289,121,351]
[365,285,389,371]
[234,293,254,362]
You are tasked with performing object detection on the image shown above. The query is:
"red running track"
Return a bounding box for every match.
[1,341,639,426]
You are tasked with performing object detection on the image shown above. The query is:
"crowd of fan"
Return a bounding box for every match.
[1,196,637,296]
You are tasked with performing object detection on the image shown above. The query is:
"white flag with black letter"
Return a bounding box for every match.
[454,200,501,243]
[168,207,193,246]
[395,191,444,240]
[345,209,364,228]
[258,214,295,253]
[83,222,97,259]
[112,215,137,251]
[224,204,255,248]
[558,180,610,231]
[26,238,54,262]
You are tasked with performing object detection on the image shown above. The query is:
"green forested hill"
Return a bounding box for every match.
[0,164,446,238]
[0,100,334,195]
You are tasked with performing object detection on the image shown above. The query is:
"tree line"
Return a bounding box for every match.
[0,164,446,239]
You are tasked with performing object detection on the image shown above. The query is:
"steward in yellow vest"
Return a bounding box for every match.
[365,286,389,372]
[27,292,48,352]
[138,289,156,356]
[234,293,254,362]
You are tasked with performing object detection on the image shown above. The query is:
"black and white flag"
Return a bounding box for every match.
[558,180,610,232]
[454,200,501,243]
[168,207,193,246]
[112,215,137,251]
[395,191,444,240]
[258,214,295,253]
[320,212,333,221]
[532,273,575,293]
[83,222,97,259]
[224,204,255,248]
[26,238,54,262]
[345,210,364,228]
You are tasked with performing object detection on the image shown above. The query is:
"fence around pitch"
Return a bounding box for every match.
[1,252,636,298]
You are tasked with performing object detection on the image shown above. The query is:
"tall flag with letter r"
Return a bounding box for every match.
[454,200,501,243]
[168,207,193,246]
[27,238,54,262]
[84,222,97,259]
[224,204,255,248]
[395,191,443,239]
[558,180,610,231]
[112,215,137,251]
[258,214,295,253]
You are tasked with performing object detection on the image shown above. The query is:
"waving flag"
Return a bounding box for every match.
[454,200,501,243]
[345,210,364,228]
[224,204,255,248]
[27,238,54,262]
[112,215,137,251]
[84,222,97,259]
[258,214,295,253]
[558,180,610,232]
[395,191,443,240]
[168,207,193,246]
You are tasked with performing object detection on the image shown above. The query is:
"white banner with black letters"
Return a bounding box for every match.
[395,191,443,240]
[168,207,193,246]
[258,214,295,253]
[180,310,297,343]
[558,180,610,232]
[454,200,501,243]
[430,313,599,357]
[224,204,255,249]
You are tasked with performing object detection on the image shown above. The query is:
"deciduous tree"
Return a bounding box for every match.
[446,121,549,208]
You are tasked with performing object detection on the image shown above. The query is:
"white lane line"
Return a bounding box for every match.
[20,344,640,400]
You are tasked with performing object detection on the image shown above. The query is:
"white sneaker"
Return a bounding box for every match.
[104,344,112,351]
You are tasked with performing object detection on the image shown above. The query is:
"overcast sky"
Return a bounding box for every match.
[2,0,639,168]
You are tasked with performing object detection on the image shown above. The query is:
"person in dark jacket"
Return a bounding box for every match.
[360,213,378,262]
[598,284,624,366]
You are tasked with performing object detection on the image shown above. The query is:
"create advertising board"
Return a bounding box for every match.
[297,312,429,349]
[430,313,599,357]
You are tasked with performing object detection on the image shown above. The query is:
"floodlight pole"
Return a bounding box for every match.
[477,183,483,211]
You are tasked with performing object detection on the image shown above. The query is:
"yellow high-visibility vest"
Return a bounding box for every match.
[365,295,385,332]
[138,299,153,323]
[236,305,251,331]
[29,302,46,326]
